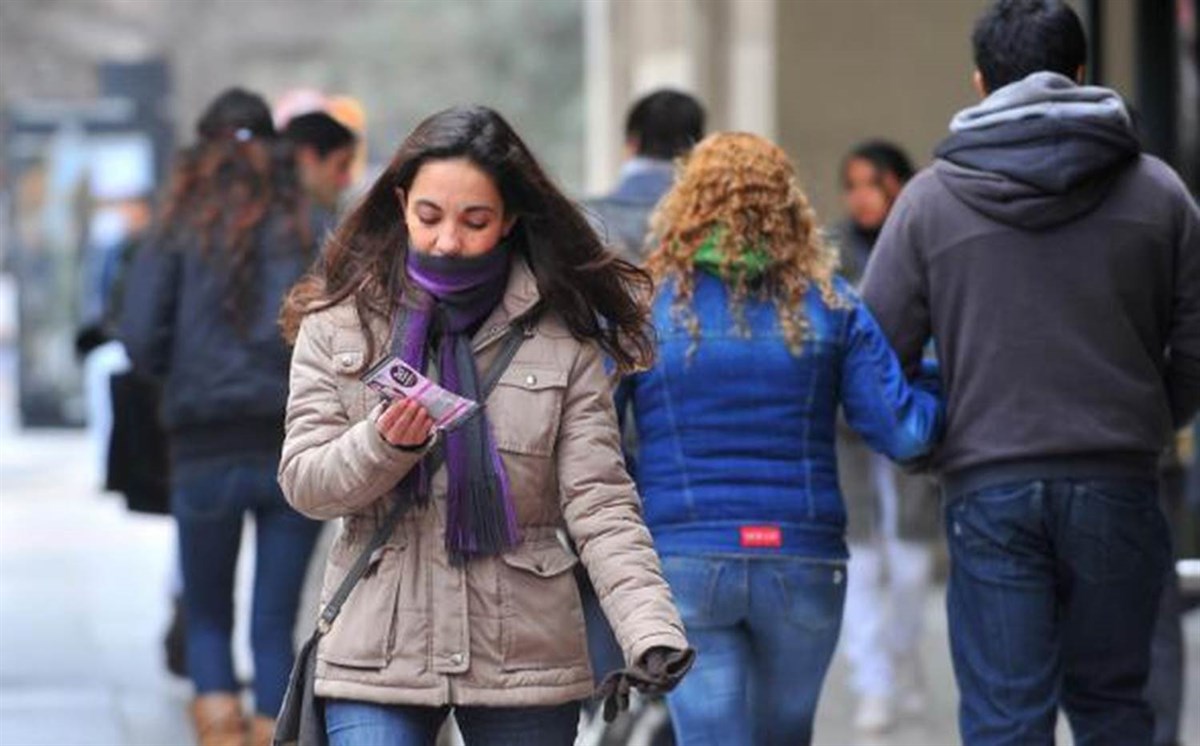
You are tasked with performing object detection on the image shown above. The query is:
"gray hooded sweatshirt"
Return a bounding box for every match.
[861,72,1200,492]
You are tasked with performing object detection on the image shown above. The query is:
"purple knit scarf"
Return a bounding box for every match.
[394,243,520,562]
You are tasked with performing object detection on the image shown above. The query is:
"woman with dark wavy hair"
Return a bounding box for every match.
[120,87,323,746]
[277,105,691,745]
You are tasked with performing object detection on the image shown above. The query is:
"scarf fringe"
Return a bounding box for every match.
[445,476,522,563]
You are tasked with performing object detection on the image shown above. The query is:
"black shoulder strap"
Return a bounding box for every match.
[316,313,538,633]
[479,316,534,396]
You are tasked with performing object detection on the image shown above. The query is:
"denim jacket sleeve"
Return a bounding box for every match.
[118,243,181,380]
[613,373,638,479]
[839,298,944,462]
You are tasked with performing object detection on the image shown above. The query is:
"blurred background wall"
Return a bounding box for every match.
[0,0,585,182]
[0,0,1195,427]
[587,0,1196,212]
[0,0,585,427]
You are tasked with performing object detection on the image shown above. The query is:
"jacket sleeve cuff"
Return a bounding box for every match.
[359,403,435,475]
[626,630,691,668]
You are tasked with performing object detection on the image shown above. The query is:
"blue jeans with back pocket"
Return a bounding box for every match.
[661,554,846,746]
[944,478,1171,745]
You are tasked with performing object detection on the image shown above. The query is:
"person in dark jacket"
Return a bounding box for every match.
[580,89,707,702]
[585,89,704,263]
[831,142,914,285]
[120,88,322,746]
[621,132,943,746]
[282,110,358,231]
[830,141,940,733]
[860,2,1200,743]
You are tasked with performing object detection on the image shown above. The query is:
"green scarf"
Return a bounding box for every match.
[692,228,771,282]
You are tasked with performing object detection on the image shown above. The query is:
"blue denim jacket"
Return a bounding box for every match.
[619,271,943,559]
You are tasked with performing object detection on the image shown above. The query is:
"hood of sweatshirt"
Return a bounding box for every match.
[934,72,1140,229]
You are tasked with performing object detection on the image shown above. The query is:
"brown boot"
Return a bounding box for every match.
[248,715,275,746]
[190,693,245,746]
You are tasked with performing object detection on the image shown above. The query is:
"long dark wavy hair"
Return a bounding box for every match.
[282,105,654,373]
[157,87,312,332]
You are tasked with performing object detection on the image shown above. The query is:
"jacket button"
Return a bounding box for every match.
[339,354,354,368]
[449,653,464,665]
[525,374,537,387]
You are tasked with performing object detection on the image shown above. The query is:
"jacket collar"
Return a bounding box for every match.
[471,255,541,351]
[610,158,675,205]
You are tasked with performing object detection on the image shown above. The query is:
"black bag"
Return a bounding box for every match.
[106,370,171,514]
[274,318,535,746]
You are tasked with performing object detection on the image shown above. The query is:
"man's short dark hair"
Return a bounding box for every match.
[283,112,358,158]
[625,90,705,160]
[972,0,1088,93]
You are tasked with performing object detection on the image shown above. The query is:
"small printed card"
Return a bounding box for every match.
[361,356,479,433]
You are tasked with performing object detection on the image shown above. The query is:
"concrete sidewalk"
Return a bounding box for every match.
[0,429,193,745]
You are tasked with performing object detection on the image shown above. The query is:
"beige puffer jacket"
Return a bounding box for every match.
[279,258,688,707]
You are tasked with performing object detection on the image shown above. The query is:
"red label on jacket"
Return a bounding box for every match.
[740,525,782,548]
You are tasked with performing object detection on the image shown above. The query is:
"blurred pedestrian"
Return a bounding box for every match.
[283,111,359,229]
[830,141,940,733]
[77,193,153,482]
[831,142,914,284]
[74,186,188,676]
[120,88,323,746]
[621,132,943,746]
[861,1,1200,743]
[585,90,704,263]
[277,105,692,746]
[580,89,705,706]
[327,96,370,189]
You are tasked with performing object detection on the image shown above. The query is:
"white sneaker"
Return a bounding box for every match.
[854,695,895,734]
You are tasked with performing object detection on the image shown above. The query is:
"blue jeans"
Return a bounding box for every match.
[324,700,581,746]
[173,457,323,716]
[945,478,1171,745]
[661,555,846,746]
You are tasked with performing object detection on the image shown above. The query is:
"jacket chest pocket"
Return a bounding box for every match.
[489,367,569,457]
[498,540,587,672]
[332,348,374,422]
[489,367,568,510]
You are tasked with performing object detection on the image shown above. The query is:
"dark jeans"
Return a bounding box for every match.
[173,457,323,716]
[1146,466,1186,746]
[1146,567,1184,746]
[324,700,582,746]
[944,478,1171,746]
[661,555,845,746]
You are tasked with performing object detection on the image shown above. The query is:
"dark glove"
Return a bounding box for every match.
[75,323,111,360]
[595,646,696,722]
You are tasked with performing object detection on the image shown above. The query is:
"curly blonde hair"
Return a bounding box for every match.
[646,132,841,355]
